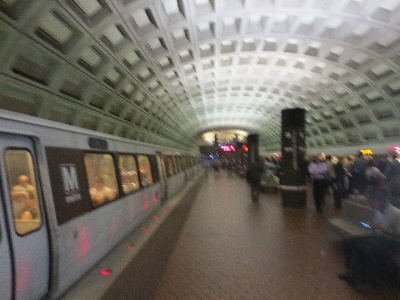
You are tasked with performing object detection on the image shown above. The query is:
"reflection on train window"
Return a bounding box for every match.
[119,155,139,194]
[84,153,119,207]
[137,155,153,187]
[5,149,41,235]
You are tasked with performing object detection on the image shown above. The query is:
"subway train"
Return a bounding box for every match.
[0,109,202,300]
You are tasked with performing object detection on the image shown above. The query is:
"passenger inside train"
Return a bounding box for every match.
[119,155,140,194]
[89,176,117,207]
[137,155,154,187]
[84,153,119,207]
[121,171,139,194]
[12,175,40,220]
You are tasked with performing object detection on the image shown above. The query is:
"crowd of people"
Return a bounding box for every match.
[307,150,400,214]
[203,149,400,211]
[306,150,400,293]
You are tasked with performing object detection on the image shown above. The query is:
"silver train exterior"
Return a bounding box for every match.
[0,109,202,300]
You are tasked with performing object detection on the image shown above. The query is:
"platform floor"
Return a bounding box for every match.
[151,171,399,300]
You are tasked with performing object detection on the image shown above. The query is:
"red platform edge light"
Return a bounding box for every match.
[153,192,158,203]
[126,243,134,248]
[100,268,112,276]
[153,215,159,220]
[143,197,149,210]
[162,207,167,212]
[79,230,90,257]
[142,227,148,232]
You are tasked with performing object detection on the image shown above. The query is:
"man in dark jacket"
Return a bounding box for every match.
[350,151,369,194]
[246,156,264,201]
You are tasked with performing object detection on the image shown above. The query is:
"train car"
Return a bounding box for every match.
[0,109,201,300]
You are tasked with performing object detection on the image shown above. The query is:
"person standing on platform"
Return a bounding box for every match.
[350,151,369,195]
[324,155,341,206]
[246,156,264,202]
[387,150,400,202]
[308,155,329,213]
[334,157,347,209]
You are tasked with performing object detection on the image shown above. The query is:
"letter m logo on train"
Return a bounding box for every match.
[60,164,81,203]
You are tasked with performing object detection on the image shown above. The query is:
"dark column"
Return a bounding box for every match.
[214,134,218,146]
[280,108,307,208]
[247,134,259,165]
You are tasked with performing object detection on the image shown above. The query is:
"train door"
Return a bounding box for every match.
[0,134,50,300]
[0,190,12,299]
[156,154,167,203]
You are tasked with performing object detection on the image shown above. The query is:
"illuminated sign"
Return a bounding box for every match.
[220,144,236,152]
[360,149,373,155]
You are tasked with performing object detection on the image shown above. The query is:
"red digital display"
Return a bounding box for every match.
[220,144,236,152]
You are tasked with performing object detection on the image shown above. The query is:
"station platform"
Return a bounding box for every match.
[150,171,399,300]
[91,170,400,300]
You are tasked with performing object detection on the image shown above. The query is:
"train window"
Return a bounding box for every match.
[181,157,187,170]
[180,157,184,171]
[156,156,165,179]
[184,157,189,168]
[169,158,174,173]
[178,157,183,172]
[5,149,41,235]
[137,155,153,187]
[119,155,140,194]
[84,153,119,207]
[164,156,174,177]
[177,157,182,171]
[172,156,179,173]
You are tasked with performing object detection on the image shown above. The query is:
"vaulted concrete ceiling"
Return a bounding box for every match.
[1,0,400,154]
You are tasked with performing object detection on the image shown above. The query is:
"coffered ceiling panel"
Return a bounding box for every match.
[0,0,400,153]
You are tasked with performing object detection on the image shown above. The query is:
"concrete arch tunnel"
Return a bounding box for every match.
[0,0,400,155]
